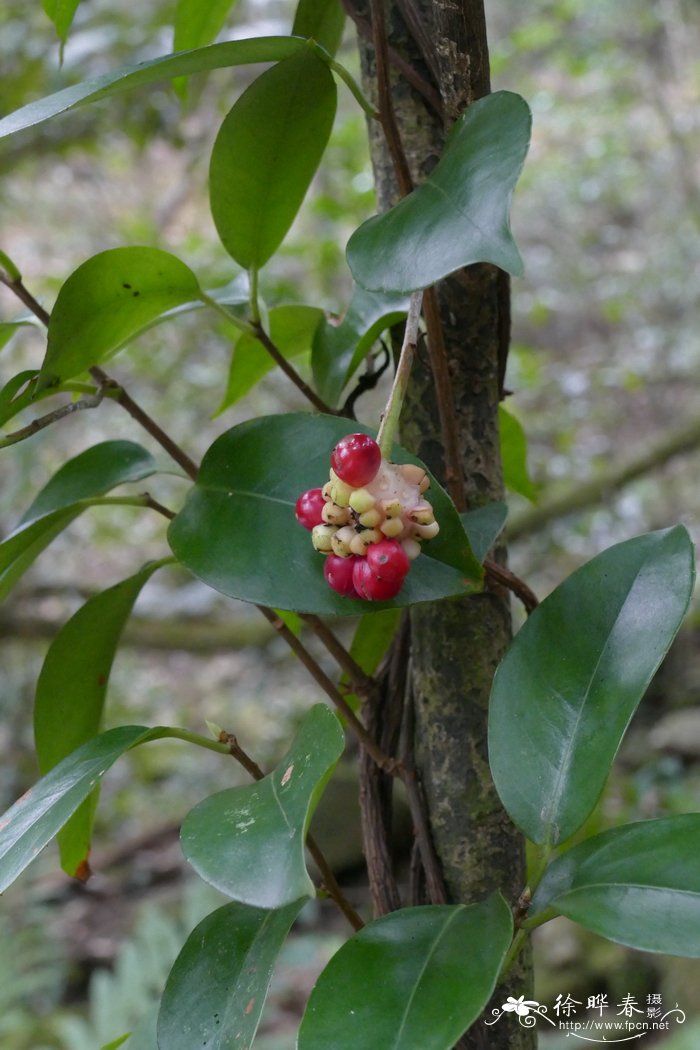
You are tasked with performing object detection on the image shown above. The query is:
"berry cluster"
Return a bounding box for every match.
[295,433,439,601]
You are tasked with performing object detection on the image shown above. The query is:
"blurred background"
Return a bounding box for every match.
[0,0,699,1046]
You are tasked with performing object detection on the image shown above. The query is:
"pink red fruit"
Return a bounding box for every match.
[295,488,325,530]
[366,539,410,581]
[331,434,381,488]
[353,558,404,601]
[324,555,359,598]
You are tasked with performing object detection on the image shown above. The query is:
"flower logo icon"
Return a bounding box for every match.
[502,995,541,1017]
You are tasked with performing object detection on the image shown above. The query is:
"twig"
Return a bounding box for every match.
[251,323,335,415]
[218,729,364,931]
[258,606,399,774]
[0,270,50,324]
[140,492,176,521]
[0,390,104,447]
[483,557,538,614]
[369,0,414,196]
[300,614,376,698]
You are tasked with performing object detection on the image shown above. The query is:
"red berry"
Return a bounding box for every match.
[366,539,410,581]
[331,434,381,488]
[352,558,404,601]
[324,554,359,598]
[295,488,325,530]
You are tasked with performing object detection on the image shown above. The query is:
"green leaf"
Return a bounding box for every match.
[312,286,408,407]
[157,901,302,1050]
[168,413,483,614]
[298,895,513,1050]
[0,316,39,353]
[530,816,700,957]
[349,609,402,678]
[216,304,323,414]
[174,0,239,54]
[0,370,38,428]
[209,49,337,269]
[489,526,695,847]
[460,502,507,563]
[35,562,164,877]
[292,0,345,56]
[42,0,81,47]
[0,440,157,602]
[0,38,307,140]
[499,405,536,501]
[346,91,531,293]
[0,725,166,893]
[39,247,203,387]
[181,705,344,908]
[101,1037,131,1050]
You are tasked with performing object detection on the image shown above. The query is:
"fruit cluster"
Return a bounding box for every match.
[295,433,439,601]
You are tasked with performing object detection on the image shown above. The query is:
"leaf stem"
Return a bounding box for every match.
[199,290,256,337]
[306,39,379,120]
[376,290,423,457]
[0,249,22,282]
[499,928,529,980]
[248,266,261,325]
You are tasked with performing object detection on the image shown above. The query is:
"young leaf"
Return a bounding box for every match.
[460,502,507,563]
[0,316,39,353]
[180,704,344,908]
[39,247,203,387]
[0,370,38,427]
[298,895,513,1050]
[173,0,239,54]
[209,49,336,270]
[167,413,483,614]
[157,900,302,1050]
[34,562,165,877]
[0,440,157,602]
[215,304,323,414]
[292,0,345,56]
[499,405,536,502]
[530,816,700,957]
[346,91,531,293]
[42,0,81,48]
[0,725,167,893]
[311,286,408,407]
[489,526,695,847]
[0,38,307,140]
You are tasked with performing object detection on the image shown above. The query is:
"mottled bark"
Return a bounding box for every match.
[353,2,535,1047]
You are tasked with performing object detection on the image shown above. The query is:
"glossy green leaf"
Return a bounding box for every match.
[0,440,157,602]
[460,502,507,563]
[0,725,167,892]
[39,247,203,387]
[168,413,483,614]
[0,38,307,140]
[346,91,531,293]
[42,0,81,46]
[35,562,164,877]
[181,705,343,907]
[174,0,239,54]
[489,526,695,847]
[216,305,323,414]
[292,0,345,56]
[312,286,408,407]
[209,50,336,269]
[499,405,536,501]
[157,900,302,1050]
[349,609,402,678]
[298,895,513,1050]
[530,816,700,957]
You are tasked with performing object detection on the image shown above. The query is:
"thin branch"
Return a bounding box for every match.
[140,492,176,521]
[300,614,376,698]
[422,287,467,511]
[218,729,364,931]
[483,557,539,614]
[369,0,414,196]
[251,323,336,415]
[341,0,443,116]
[0,390,104,448]
[0,270,50,324]
[257,606,399,774]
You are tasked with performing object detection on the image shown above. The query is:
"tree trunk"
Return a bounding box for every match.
[352,3,535,1047]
